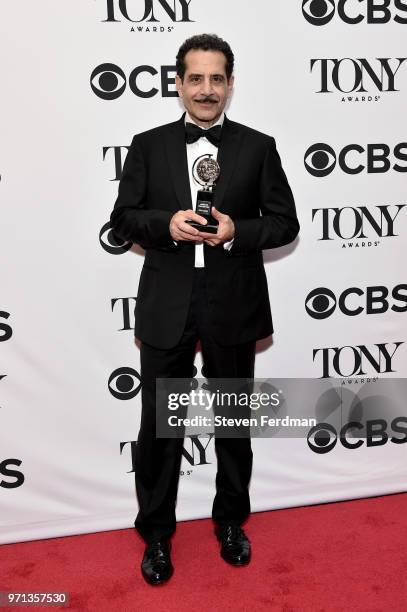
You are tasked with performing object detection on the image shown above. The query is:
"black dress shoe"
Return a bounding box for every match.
[215,524,251,566]
[141,540,174,585]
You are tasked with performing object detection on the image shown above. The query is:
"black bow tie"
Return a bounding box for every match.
[185,122,222,147]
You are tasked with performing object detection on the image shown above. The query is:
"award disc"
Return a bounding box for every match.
[193,154,220,188]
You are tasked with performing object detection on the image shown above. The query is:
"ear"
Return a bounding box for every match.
[175,74,183,97]
[227,74,234,96]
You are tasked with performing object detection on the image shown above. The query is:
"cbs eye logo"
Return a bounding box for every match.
[302,0,335,25]
[307,422,338,453]
[100,222,132,254]
[305,288,336,319]
[108,367,142,400]
[91,63,126,100]
[304,143,336,177]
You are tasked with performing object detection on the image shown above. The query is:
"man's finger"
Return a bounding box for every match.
[176,226,203,241]
[211,207,225,220]
[179,221,202,236]
[183,211,208,225]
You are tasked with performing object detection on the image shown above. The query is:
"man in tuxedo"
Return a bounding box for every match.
[110,33,299,585]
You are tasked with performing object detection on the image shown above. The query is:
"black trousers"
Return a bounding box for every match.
[134,267,256,544]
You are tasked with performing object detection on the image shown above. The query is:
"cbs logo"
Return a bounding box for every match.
[108,367,141,400]
[90,63,177,99]
[305,285,407,319]
[304,142,407,176]
[307,418,407,453]
[99,222,132,255]
[302,0,407,25]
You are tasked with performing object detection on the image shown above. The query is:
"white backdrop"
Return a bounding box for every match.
[1,0,407,544]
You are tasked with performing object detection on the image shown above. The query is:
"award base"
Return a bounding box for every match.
[185,220,218,234]
[185,189,219,234]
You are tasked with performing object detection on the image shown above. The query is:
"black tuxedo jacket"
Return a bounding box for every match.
[110,114,299,349]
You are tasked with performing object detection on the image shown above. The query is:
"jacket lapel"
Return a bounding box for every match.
[164,114,192,211]
[214,115,242,212]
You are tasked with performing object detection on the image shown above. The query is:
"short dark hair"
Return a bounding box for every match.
[176,33,234,81]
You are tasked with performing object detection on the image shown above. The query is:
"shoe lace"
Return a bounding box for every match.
[222,524,246,542]
[230,525,244,538]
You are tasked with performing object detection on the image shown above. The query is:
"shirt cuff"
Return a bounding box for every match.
[223,237,234,251]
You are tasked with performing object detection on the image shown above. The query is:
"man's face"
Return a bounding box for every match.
[176,49,234,127]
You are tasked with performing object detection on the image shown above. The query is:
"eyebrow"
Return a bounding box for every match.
[187,73,225,78]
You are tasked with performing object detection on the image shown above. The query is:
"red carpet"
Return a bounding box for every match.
[1,493,407,611]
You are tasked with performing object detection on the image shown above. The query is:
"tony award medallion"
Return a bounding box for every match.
[186,154,220,234]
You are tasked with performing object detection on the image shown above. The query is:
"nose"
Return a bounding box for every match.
[200,76,214,96]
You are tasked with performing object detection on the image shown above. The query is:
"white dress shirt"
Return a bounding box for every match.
[184,111,234,268]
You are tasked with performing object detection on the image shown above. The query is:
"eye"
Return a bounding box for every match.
[302,0,335,25]
[305,287,336,319]
[99,222,132,255]
[90,63,126,100]
[307,422,337,453]
[108,367,141,400]
[304,143,336,177]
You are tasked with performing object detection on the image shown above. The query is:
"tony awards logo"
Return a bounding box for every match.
[186,154,220,233]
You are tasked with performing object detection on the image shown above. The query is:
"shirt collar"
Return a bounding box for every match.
[185,111,225,129]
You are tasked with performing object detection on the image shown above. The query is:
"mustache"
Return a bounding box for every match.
[194,96,218,103]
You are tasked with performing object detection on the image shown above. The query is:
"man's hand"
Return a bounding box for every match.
[170,209,208,242]
[197,207,235,246]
